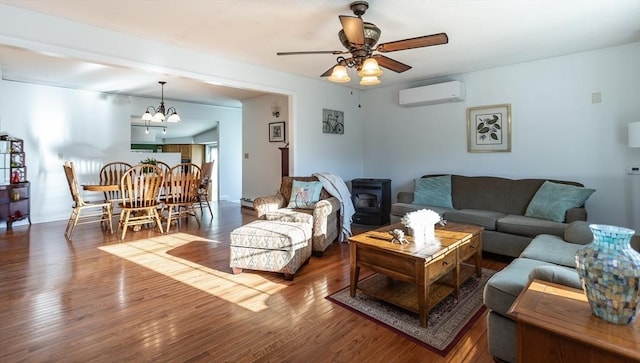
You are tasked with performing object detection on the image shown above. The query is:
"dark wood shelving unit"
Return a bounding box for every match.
[0,137,31,228]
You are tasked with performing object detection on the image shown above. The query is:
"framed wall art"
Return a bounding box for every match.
[322,108,344,134]
[467,104,511,152]
[268,121,285,142]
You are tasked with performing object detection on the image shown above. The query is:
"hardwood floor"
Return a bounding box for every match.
[0,202,509,362]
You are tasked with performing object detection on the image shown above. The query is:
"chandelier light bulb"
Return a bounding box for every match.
[141,111,153,121]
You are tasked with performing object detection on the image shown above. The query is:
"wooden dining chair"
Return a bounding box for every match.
[118,164,164,240]
[196,161,214,217]
[156,161,171,174]
[99,162,132,204]
[63,161,113,240]
[154,160,172,205]
[163,163,202,232]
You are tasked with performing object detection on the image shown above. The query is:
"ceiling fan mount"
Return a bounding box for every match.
[276,1,448,83]
[349,1,369,17]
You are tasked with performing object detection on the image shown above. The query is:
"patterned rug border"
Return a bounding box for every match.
[326,268,495,357]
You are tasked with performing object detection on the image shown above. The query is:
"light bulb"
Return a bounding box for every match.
[360,75,381,86]
[328,65,351,83]
[359,58,383,77]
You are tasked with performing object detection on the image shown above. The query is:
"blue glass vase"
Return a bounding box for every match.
[575,224,640,325]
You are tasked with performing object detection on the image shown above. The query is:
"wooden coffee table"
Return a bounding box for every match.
[349,222,483,327]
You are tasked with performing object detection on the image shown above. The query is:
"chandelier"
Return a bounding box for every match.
[141,81,181,122]
[328,56,383,86]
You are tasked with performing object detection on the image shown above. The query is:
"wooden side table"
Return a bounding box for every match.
[508,279,640,363]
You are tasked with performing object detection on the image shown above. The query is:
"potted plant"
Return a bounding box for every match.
[140,157,158,173]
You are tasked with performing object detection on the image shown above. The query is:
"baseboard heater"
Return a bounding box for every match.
[398,81,466,107]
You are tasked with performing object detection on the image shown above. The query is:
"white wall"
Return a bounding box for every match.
[0,80,242,224]
[241,89,366,200]
[363,42,640,230]
[242,94,289,200]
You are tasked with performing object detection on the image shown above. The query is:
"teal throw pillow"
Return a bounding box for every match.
[525,181,595,222]
[413,175,454,208]
[287,180,323,209]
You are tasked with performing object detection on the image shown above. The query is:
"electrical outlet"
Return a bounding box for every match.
[244,153,249,159]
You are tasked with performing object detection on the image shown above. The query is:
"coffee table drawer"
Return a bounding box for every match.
[427,249,457,282]
[357,245,416,277]
[460,236,481,260]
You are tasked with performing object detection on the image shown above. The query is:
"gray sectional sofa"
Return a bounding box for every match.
[483,221,640,362]
[390,174,593,257]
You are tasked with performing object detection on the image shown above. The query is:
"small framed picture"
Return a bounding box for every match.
[467,104,511,152]
[269,121,285,142]
[322,108,344,134]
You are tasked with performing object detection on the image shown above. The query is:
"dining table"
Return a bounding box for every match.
[82,183,119,192]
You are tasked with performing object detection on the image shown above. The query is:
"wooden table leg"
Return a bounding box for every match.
[419,282,430,327]
[475,235,483,277]
[454,259,460,300]
[350,243,359,297]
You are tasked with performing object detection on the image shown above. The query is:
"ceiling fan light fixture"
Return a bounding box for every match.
[328,65,351,83]
[359,58,383,77]
[360,75,381,86]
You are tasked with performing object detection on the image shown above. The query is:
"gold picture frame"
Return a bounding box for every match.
[467,104,511,152]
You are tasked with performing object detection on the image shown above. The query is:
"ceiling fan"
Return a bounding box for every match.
[276,1,448,85]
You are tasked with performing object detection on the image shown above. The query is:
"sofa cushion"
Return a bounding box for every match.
[230,220,311,250]
[444,209,505,230]
[525,181,595,222]
[451,175,511,213]
[413,175,453,208]
[389,202,454,219]
[483,258,555,316]
[497,214,566,238]
[265,209,314,224]
[564,221,593,245]
[520,234,584,268]
[286,180,323,209]
[528,265,582,290]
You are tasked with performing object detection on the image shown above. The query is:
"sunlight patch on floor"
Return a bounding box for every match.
[98,233,288,312]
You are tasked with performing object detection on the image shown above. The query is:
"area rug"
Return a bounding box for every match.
[326,268,496,356]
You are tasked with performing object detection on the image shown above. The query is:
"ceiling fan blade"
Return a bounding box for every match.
[339,15,365,45]
[277,50,347,56]
[376,33,448,53]
[372,55,412,73]
[321,66,336,77]
[320,58,354,77]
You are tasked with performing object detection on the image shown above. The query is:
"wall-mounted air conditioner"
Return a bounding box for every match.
[398,81,466,107]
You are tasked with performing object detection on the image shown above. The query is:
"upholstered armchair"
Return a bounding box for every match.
[253,176,341,255]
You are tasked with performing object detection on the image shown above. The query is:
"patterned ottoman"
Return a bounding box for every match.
[229,219,312,280]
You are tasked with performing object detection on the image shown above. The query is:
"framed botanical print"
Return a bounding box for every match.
[467,104,511,152]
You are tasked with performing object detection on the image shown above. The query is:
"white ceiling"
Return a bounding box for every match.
[1,0,639,138]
